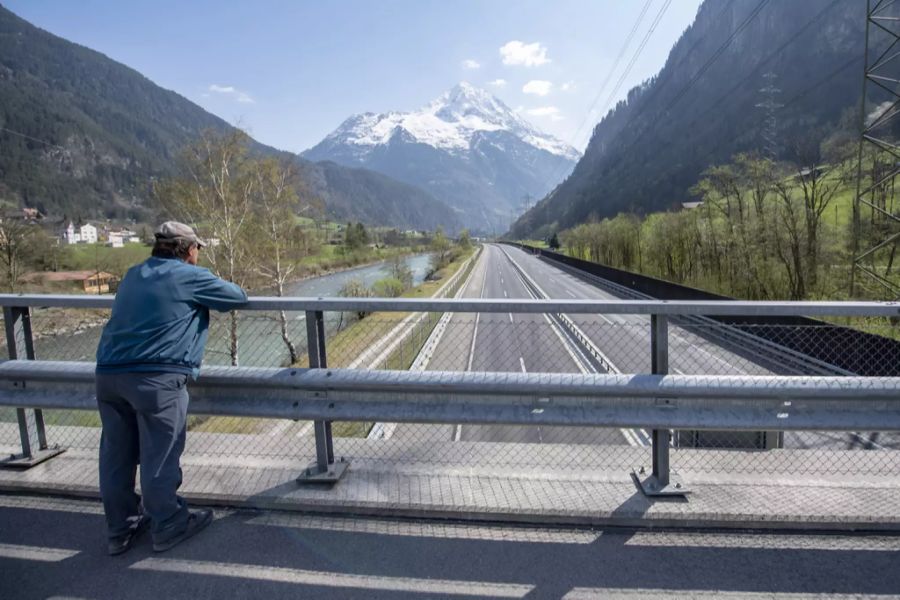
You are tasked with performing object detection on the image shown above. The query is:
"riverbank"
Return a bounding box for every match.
[7,246,432,347]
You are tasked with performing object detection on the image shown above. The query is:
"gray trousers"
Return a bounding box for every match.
[96,371,190,540]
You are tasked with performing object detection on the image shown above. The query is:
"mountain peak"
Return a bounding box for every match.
[304,82,582,233]
[441,81,491,104]
[318,83,580,162]
[431,82,511,126]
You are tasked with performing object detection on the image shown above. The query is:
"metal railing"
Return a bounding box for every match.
[0,294,899,497]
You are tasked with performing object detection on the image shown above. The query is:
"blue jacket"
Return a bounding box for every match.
[96,257,248,377]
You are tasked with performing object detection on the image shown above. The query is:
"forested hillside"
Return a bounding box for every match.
[509,0,866,239]
[0,5,458,231]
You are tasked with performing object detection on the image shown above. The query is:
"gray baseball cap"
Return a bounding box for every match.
[154,221,207,247]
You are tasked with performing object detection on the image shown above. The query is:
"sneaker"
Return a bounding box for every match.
[152,509,213,553]
[108,515,150,556]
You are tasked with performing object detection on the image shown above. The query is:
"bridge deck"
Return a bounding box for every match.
[2,431,898,531]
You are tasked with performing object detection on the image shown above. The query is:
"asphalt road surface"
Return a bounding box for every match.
[390,244,897,452]
[3,494,900,600]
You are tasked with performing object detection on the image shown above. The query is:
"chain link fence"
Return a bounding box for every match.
[1,297,898,482]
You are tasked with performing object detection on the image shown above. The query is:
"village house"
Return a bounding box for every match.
[106,228,142,248]
[21,270,118,294]
[61,222,98,245]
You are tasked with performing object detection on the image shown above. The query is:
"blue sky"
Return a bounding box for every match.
[6,0,703,153]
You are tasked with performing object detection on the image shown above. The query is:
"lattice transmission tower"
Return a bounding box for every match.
[852,0,900,299]
[755,72,782,160]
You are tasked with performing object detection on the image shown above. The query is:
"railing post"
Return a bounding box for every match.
[633,314,688,496]
[297,309,348,483]
[1,306,65,469]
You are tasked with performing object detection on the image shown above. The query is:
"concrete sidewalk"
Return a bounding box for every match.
[1,434,898,531]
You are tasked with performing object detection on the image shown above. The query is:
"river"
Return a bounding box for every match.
[28,253,433,368]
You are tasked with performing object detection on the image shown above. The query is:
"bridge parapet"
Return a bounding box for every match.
[0,294,898,506]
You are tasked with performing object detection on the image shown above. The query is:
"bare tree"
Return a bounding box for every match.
[791,139,847,292]
[0,217,41,292]
[156,129,255,365]
[772,178,807,299]
[250,157,312,364]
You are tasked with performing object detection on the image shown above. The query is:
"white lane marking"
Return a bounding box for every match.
[625,531,900,552]
[0,543,79,562]
[503,290,508,298]
[0,495,104,514]
[542,313,589,375]
[564,590,900,600]
[498,248,591,375]
[460,250,490,442]
[565,290,576,298]
[526,252,755,375]
[502,248,644,448]
[132,558,534,598]
[508,313,514,323]
[537,258,742,374]
[519,357,527,373]
[466,251,489,373]
[409,246,483,374]
[248,513,600,544]
[500,277,504,284]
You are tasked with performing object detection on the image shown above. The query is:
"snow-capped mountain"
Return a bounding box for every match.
[303,83,580,233]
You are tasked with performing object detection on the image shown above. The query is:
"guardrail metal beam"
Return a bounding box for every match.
[0,294,897,317]
[2,362,899,431]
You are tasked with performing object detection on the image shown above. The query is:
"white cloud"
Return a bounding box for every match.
[522,80,552,97]
[208,83,255,104]
[500,41,550,67]
[561,81,576,92]
[488,79,507,87]
[526,106,563,121]
[461,59,481,70]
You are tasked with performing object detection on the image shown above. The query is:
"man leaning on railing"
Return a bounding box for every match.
[94,221,248,555]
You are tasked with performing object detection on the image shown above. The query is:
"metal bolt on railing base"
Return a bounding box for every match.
[632,465,690,497]
[0,445,65,470]
[296,457,349,484]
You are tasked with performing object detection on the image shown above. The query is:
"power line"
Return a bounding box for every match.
[601,0,738,138]
[568,0,654,153]
[598,0,845,191]
[636,0,851,183]
[0,127,67,151]
[537,0,672,212]
[599,0,675,121]
[695,54,862,170]
[526,0,739,231]
[669,0,771,111]
[620,0,772,157]
[660,0,844,151]
[575,0,855,226]
[528,0,654,219]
